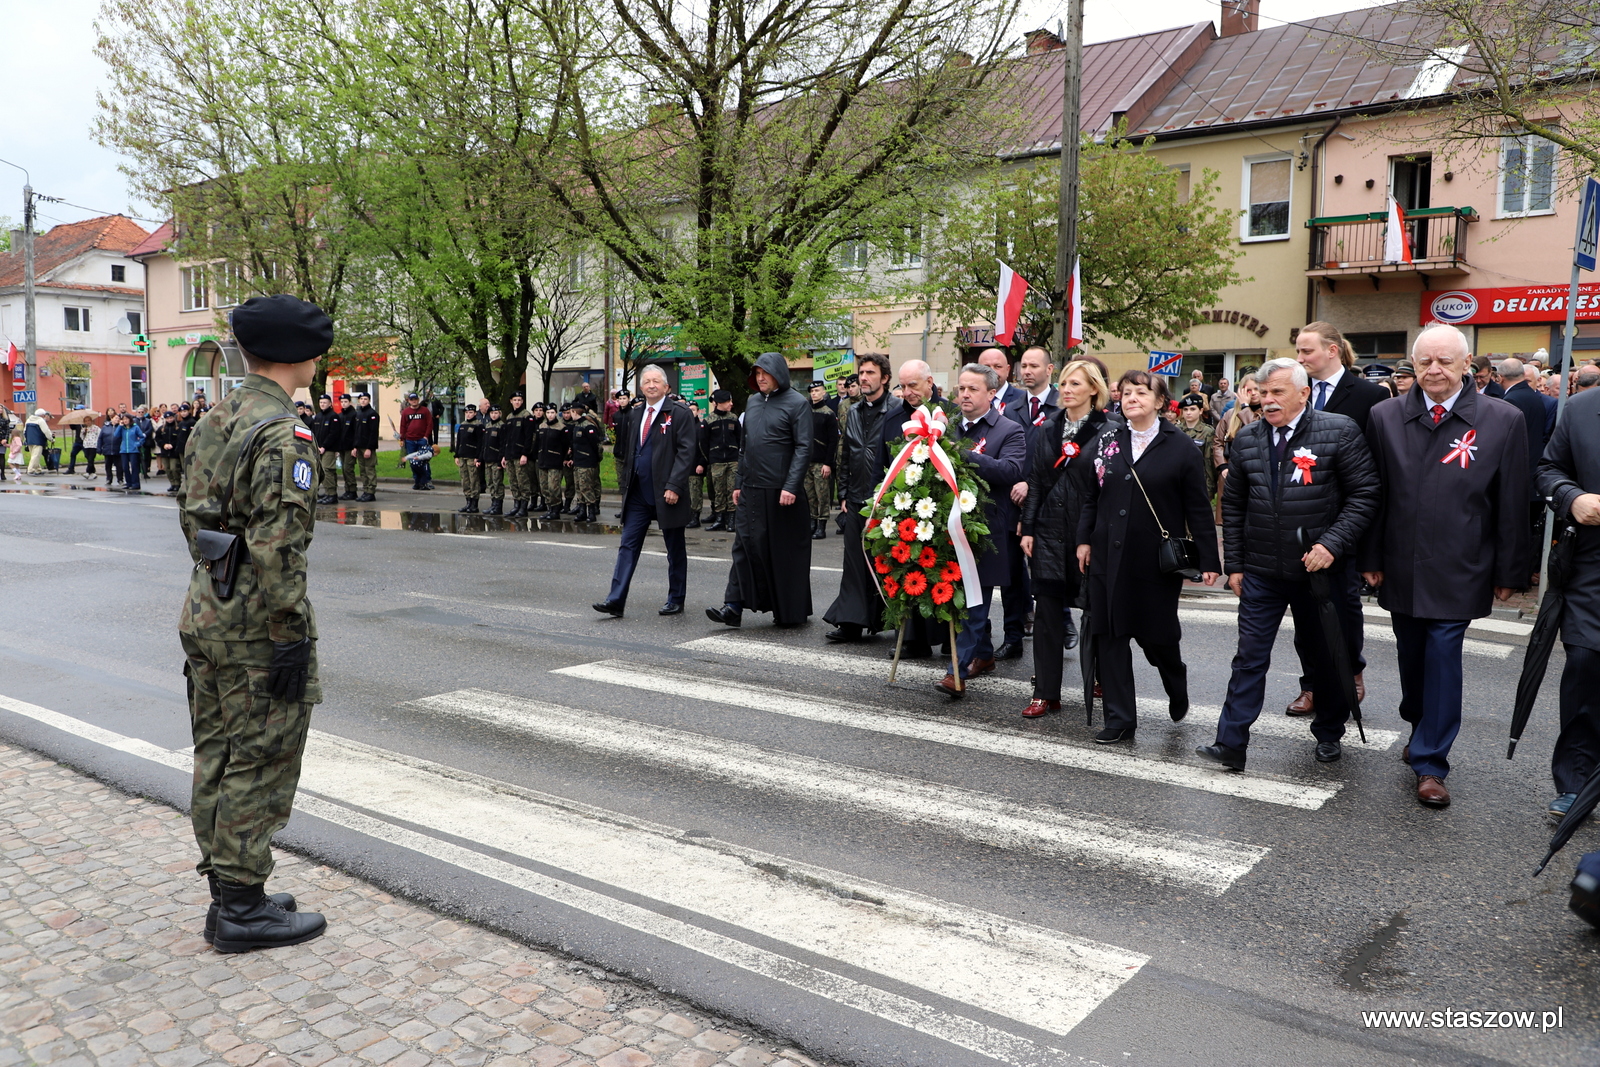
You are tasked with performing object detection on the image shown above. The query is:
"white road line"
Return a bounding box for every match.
[642,550,726,563]
[436,532,493,539]
[142,503,181,510]
[811,566,843,572]
[72,543,167,558]
[526,540,606,550]
[410,689,1266,894]
[1175,609,1514,659]
[403,591,582,618]
[679,634,1401,751]
[1179,599,1534,639]
[0,694,1145,1061]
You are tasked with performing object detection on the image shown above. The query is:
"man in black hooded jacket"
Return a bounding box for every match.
[707,352,814,627]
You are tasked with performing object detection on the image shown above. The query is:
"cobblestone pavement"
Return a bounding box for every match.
[0,744,832,1067]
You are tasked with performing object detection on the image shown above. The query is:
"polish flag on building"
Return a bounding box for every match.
[1066,257,1083,350]
[5,342,18,371]
[1384,196,1413,264]
[994,260,1030,346]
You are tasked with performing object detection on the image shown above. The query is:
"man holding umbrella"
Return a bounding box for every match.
[1197,358,1379,771]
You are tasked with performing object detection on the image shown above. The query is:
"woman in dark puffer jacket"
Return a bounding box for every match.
[1018,359,1117,718]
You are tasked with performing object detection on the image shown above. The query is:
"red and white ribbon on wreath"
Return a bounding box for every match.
[869,404,981,609]
[1441,429,1477,468]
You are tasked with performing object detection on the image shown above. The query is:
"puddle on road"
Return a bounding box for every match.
[313,505,621,536]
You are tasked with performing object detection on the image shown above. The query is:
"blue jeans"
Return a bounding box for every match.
[954,586,996,677]
[402,439,431,487]
[1390,612,1469,779]
[121,454,141,490]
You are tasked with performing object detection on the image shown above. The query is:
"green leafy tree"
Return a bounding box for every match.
[916,135,1245,359]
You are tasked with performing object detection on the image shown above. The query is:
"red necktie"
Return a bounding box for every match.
[640,406,654,446]
[1030,396,1040,423]
[1431,404,1445,425]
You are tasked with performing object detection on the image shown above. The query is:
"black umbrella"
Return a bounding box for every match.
[1536,759,1600,875]
[1509,524,1576,759]
[1076,581,1096,725]
[1298,528,1365,743]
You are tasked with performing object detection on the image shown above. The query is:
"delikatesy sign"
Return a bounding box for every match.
[1422,284,1600,325]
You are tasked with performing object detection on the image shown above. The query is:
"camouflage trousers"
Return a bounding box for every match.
[345,450,377,495]
[710,462,738,513]
[539,467,564,506]
[805,463,833,521]
[509,459,534,503]
[181,633,321,886]
[317,450,340,496]
[166,456,183,491]
[484,462,506,501]
[459,458,483,498]
[689,469,703,513]
[574,465,601,505]
[563,466,575,505]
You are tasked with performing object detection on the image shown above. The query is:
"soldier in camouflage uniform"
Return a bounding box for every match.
[453,406,485,513]
[805,380,838,539]
[346,392,381,501]
[504,391,534,516]
[686,403,706,528]
[701,389,741,530]
[536,405,570,520]
[177,294,329,953]
[309,394,343,504]
[568,404,604,522]
[480,405,508,515]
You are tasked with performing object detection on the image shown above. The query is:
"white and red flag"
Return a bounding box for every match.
[993,260,1030,346]
[1384,196,1413,264]
[5,342,18,371]
[1066,257,1083,350]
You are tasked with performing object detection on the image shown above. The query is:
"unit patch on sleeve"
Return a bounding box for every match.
[292,458,315,491]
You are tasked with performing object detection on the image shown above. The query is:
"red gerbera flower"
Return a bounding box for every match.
[931,581,954,605]
[882,577,900,598]
[897,517,919,541]
[902,569,928,596]
[939,560,961,582]
[917,546,938,568]
[890,541,912,564]
[863,517,877,532]
[874,555,891,574]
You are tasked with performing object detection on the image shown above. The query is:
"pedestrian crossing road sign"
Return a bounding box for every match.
[12,390,36,403]
[1147,351,1184,377]
[1577,177,1600,273]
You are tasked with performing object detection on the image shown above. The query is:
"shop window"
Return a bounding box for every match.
[1346,332,1409,359]
[1500,133,1557,217]
[1243,155,1291,240]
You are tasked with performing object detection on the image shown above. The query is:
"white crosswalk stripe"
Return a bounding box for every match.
[0,692,1147,1064]
[678,635,1402,749]
[407,688,1268,893]
[1176,606,1517,657]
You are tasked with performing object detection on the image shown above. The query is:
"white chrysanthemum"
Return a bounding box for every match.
[914,520,935,541]
[914,496,937,519]
[893,491,913,511]
[904,464,924,485]
[911,442,931,463]
[958,490,977,513]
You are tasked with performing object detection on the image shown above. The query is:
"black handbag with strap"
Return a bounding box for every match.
[1128,461,1202,581]
[194,414,298,600]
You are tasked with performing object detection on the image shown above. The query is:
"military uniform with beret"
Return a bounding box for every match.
[504,392,535,516]
[346,393,381,500]
[481,406,508,513]
[569,406,605,521]
[1177,393,1217,497]
[177,294,330,952]
[453,408,485,511]
[310,395,344,502]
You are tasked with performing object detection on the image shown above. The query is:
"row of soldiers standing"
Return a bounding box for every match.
[305,392,382,503]
[451,393,607,518]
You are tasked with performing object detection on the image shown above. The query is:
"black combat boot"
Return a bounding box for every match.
[457,496,479,514]
[339,490,357,501]
[811,519,826,540]
[205,874,296,945]
[357,493,376,502]
[212,880,325,953]
[487,498,503,516]
[706,513,723,531]
[544,504,562,520]
[506,499,524,517]
[686,512,701,529]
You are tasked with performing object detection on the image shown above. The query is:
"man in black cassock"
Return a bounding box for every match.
[824,353,904,642]
[707,352,814,627]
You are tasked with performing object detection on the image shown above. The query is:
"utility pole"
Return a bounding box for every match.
[1052,0,1084,358]
[22,183,37,416]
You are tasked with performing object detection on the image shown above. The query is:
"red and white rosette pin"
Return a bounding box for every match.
[1441,429,1477,468]
[1290,447,1317,485]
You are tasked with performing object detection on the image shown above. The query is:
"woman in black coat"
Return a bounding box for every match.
[1076,370,1220,743]
[1019,360,1115,718]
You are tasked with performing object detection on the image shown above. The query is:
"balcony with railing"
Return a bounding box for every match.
[1306,206,1478,287]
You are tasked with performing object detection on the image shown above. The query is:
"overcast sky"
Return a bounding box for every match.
[0,0,1383,237]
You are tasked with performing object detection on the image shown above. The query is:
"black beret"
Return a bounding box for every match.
[1178,394,1205,408]
[488,403,501,412]
[179,403,192,410]
[229,295,332,364]
[319,393,332,401]
[809,379,827,389]
[711,389,732,403]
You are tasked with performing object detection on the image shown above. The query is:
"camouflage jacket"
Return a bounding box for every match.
[178,375,318,644]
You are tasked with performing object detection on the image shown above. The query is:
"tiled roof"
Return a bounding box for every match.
[127,220,174,259]
[0,216,150,289]
[0,282,146,297]
[1132,4,1445,136]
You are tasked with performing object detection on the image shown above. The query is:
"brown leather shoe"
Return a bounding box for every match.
[1416,775,1451,808]
[1022,698,1060,718]
[1401,744,1410,764]
[936,674,966,699]
[1355,673,1366,703]
[968,657,996,677]
[1285,691,1314,716]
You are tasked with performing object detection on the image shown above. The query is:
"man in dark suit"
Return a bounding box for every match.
[1197,358,1379,772]
[938,362,1028,696]
[1500,356,1550,545]
[595,364,698,617]
[979,346,1052,658]
[1283,322,1390,716]
[1362,323,1530,808]
[1535,389,1600,819]
[1473,358,1506,398]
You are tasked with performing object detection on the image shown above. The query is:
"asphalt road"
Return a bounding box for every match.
[1,480,1597,1067]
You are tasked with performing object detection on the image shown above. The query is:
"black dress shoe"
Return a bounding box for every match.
[1315,741,1342,762]
[659,602,684,615]
[706,604,742,627]
[1063,629,1079,651]
[994,642,1024,661]
[1169,699,1189,722]
[1094,727,1135,744]
[825,626,863,643]
[1195,743,1247,771]
[592,600,625,617]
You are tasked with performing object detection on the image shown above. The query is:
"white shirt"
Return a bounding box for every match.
[639,399,664,443]
[1311,366,1344,411]
[1130,421,1160,461]
[1424,385,1465,416]
[1270,406,1307,451]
